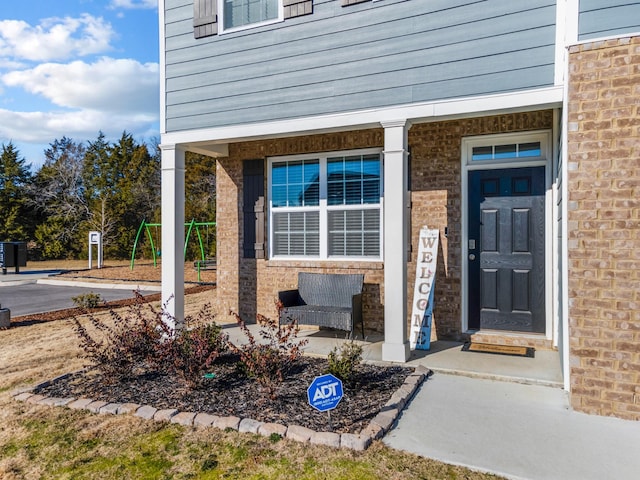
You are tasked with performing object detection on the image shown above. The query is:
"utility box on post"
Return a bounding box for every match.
[88,231,103,269]
[0,242,27,275]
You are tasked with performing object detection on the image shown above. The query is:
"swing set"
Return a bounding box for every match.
[130,219,216,281]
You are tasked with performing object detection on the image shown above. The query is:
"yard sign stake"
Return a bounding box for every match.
[409,227,439,350]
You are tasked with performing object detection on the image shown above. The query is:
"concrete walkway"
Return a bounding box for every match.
[293,330,640,480]
[384,374,640,480]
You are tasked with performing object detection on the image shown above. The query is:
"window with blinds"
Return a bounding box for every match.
[273,211,320,256]
[195,0,311,38]
[269,150,382,260]
[223,0,280,30]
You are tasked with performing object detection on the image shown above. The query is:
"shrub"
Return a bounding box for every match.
[74,294,227,387]
[73,291,170,380]
[228,309,308,399]
[159,305,228,387]
[71,292,103,309]
[326,340,363,385]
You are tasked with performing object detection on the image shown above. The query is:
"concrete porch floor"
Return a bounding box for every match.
[278,327,564,389]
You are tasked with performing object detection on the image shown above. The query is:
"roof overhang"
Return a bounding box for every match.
[161,86,563,156]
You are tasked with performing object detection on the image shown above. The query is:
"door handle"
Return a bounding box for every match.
[469,254,476,260]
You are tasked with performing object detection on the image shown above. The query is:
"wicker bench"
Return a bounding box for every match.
[193,258,216,270]
[278,272,365,338]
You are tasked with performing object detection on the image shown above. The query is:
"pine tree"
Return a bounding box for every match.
[84,132,160,258]
[185,151,216,258]
[0,142,33,241]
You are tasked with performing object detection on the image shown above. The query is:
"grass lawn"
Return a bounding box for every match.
[0,262,503,479]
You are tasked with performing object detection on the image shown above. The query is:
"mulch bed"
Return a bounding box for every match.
[19,267,412,434]
[36,356,412,434]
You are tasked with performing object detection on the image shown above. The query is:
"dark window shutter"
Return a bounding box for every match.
[243,159,265,259]
[283,0,313,19]
[194,0,217,39]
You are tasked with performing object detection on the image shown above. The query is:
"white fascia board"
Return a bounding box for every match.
[159,0,167,136]
[161,86,564,147]
[429,87,563,119]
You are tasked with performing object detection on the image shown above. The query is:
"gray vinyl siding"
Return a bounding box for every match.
[579,0,640,41]
[164,0,557,133]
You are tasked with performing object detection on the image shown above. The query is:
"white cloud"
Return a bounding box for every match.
[0,15,115,62]
[0,12,158,166]
[2,57,159,115]
[0,57,159,153]
[0,108,155,145]
[109,0,158,9]
[0,58,28,70]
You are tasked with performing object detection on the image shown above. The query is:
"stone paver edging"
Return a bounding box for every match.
[11,365,430,451]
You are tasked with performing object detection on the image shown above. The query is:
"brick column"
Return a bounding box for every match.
[567,36,640,420]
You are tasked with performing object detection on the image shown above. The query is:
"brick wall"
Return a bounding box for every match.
[216,111,554,338]
[567,36,640,420]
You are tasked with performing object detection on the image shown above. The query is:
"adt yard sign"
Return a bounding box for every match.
[307,374,343,412]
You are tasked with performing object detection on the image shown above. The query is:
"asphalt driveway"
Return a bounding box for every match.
[0,282,145,317]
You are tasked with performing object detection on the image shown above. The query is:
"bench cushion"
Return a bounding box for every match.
[280,305,353,331]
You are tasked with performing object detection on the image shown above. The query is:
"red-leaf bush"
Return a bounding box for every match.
[228,308,308,399]
[74,293,227,388]
[73,291,171,380]
[158,308,228,387]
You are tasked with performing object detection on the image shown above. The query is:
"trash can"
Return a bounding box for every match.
[0,242,27,274]
[0,303,9,329]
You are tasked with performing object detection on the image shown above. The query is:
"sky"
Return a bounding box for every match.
[0,0,159,170]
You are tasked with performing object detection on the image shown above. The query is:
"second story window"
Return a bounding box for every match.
[223,0,280,30]
[194,0,312,39]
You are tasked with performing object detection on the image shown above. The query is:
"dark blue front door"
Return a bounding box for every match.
[468,167,546,333]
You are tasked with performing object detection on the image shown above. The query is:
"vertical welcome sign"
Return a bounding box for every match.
[409,227,439,350]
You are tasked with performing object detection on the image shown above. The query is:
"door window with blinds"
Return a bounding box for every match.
[269,149,383,260]
[222,0,281,31]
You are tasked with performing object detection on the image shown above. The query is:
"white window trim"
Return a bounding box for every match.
[268,148,384,262]
[218,0,284,34]
[462,130,551,171]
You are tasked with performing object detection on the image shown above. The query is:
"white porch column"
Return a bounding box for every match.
[161,143,185,331]
[381,120,410,362]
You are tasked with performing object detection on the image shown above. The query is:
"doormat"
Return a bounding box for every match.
[462,342,535,358]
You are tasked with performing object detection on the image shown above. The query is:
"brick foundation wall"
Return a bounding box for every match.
[216,112,554,337]
[567,36,640,420]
